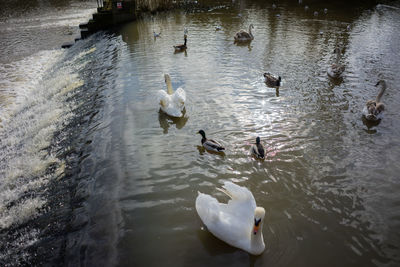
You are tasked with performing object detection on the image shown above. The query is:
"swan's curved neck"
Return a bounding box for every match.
[166,79,174,95]
[250,220,264,252]
[335,51,341,64]
[248,25,253,38]
[376,82,386,103]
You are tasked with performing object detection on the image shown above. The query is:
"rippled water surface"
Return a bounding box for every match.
[1,0,400,266]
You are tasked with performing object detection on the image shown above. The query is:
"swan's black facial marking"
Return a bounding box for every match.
[254,218,261,226]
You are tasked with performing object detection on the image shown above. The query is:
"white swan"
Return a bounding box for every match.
[157,74,186,117]
[196,181,266,255]
[234,24,254,42]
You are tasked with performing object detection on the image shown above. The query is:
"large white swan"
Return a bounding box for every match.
[196,181,266,255]
[157,74,186,117]
[234,24,254,42]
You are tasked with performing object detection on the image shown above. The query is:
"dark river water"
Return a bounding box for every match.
[1,0,400,266]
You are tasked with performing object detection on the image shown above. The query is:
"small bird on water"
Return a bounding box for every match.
[250,137,265,159]
[197,130,225,152]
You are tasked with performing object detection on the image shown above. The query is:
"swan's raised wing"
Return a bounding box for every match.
[196,192,222,225]
[157,90,169,108]
[173,87,186,102]
[218,181,256,221]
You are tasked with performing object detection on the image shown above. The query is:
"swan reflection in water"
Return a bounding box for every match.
[158,108,188,134]
[362,115,381,133]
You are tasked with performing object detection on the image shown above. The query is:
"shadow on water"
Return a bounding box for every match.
[158,109,189,134]
[234,41,253,51]
[196,229,237,256]
[191,228,261,267]
[362,115,381,133]
[174,49,188,57]
[197,145,226,158]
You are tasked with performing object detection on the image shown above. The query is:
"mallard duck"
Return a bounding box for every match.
[196,181,266,255]
[153,31,161,38]
[157,74,186,117]
[327,48,345,78]
[363,80,386,121]
[174,34,187,52]
[263,73,281,86]
[197,130,225,152]
[234,24,254,42]
[250,137,265,159]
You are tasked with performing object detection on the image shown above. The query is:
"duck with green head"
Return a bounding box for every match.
[197,130,225,152]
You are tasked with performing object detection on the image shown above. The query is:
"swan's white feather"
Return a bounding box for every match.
[157,87,185,117]
[196,181,263,254]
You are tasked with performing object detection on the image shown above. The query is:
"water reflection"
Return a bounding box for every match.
[158,109,189,134]
[114,1,400,266]
[196,145,226,158]
[362,115,381,131]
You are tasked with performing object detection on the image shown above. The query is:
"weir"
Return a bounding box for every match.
[62,0,173,48]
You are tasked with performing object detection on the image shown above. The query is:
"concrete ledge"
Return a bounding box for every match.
[61,42,74,49]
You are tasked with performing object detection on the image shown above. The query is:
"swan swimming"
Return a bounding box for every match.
[327,48,345,78]
[234,24,254,43]
[157,74,186,117]
[196,181,266,255]
[363,80,386,121]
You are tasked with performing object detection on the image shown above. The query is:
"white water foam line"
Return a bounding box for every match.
[0,48,87,230]
[0,8,97,32]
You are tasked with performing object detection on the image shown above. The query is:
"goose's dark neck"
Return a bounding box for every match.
[184,38,187,46]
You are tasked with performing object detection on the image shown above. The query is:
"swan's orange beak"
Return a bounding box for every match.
[253,225,259,235]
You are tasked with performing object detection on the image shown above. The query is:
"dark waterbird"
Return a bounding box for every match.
[197,130,225,152]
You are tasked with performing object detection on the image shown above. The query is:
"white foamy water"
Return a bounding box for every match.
[0,49,85,230]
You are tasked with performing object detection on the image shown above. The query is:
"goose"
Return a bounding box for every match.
[215,26,221,31]
[174,34,187,52]
[197,130,225,152]
[314,11,319,16]
[251,137,265,159]
[324,8,328,14]
[327,48,345,78]
[157,74,186,117]
[153,31,161,38]
[234,24,254,43]
[196,181,266,255]
[363,80,386,121]
[263,72,281,86]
